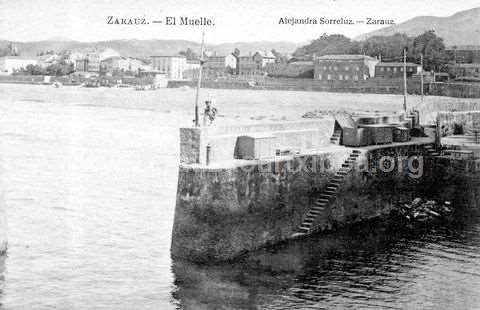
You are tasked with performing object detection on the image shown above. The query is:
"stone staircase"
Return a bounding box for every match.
[291,149,362,239]
[330,130,342,145]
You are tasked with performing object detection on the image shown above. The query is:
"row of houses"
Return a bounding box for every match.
[148,51,276,79]
[5,47,479,82]
[312,55,421,81]
[75,56,150,74]
[446,45,480,64]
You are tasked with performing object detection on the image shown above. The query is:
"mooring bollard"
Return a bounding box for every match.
[206,144,211,166]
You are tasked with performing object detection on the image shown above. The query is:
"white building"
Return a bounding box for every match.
[0,56,39,74]
[150,55,187,79]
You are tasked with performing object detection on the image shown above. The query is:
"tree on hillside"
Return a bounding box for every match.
[178,48,198,60]
[46,63,74,76]
[411,30,449,71]
[0,42,20,57]
[271,49,288,63]
[361,33,412,61]
[293,33,360,57]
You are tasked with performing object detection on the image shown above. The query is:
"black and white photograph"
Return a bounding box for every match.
[1,0,480,309]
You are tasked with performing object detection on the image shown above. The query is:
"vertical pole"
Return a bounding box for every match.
[420,53,424,103]
[194,32,205,127]
[403,48,407,113]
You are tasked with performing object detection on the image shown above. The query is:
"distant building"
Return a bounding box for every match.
[313,55,379,81]
[74,53,101,73]
[375,62,421,78]
[448,63,480,79]
[86,53,101,72]
[100,56,147,74]
[446,45,480,63]
[183,59,201,79]
[253,51,276,69]
[75,59,88,72]
[204,53,237,77]
[236,55,260,75]
[150,55,187,79]
[266,60,313,78]
[0,56,39,74]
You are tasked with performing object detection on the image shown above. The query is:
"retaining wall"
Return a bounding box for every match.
[170,141,461,262]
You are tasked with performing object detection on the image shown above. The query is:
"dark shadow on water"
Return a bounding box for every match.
[171,208,480,310]
[0,254,6,308]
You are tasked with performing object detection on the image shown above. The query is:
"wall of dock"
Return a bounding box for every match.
[168,77,424,95]
[429,82,480,98]
[169,78,480,98]
[180,120,333,165]
[170,142,461,262]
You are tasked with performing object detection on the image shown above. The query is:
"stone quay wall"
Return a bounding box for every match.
[170,142,456,262]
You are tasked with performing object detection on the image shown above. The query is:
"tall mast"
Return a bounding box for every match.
[403,48,407,113]
[194,32,205,127]
[420,53,424,103]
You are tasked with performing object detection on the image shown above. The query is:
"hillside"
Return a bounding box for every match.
[355,7,480,46]
[0,39,301,58]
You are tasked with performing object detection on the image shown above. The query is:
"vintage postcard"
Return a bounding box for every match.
[1,0,480,309]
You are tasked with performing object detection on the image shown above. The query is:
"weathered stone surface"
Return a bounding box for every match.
[171,143,479,262]
[180,127,203,164]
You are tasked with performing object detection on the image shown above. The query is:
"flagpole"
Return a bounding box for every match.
[194,32,205,127]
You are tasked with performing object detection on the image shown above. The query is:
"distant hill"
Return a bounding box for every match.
[0,39,301,58]
[355,7,480,46]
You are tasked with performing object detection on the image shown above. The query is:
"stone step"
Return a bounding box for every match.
[300,224,312,230]
[337,171,348,176]
[291,232,305,238]
[297,227,309,234]
[327,184,339,189]
[309,210,322,215]
[352,150,361,154]
[342,163,352,168]
[318,197,330,202]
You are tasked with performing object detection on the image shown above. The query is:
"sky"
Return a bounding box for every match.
[0,0,479,43]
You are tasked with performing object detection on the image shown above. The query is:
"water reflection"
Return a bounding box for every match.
[172,211,480,310]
